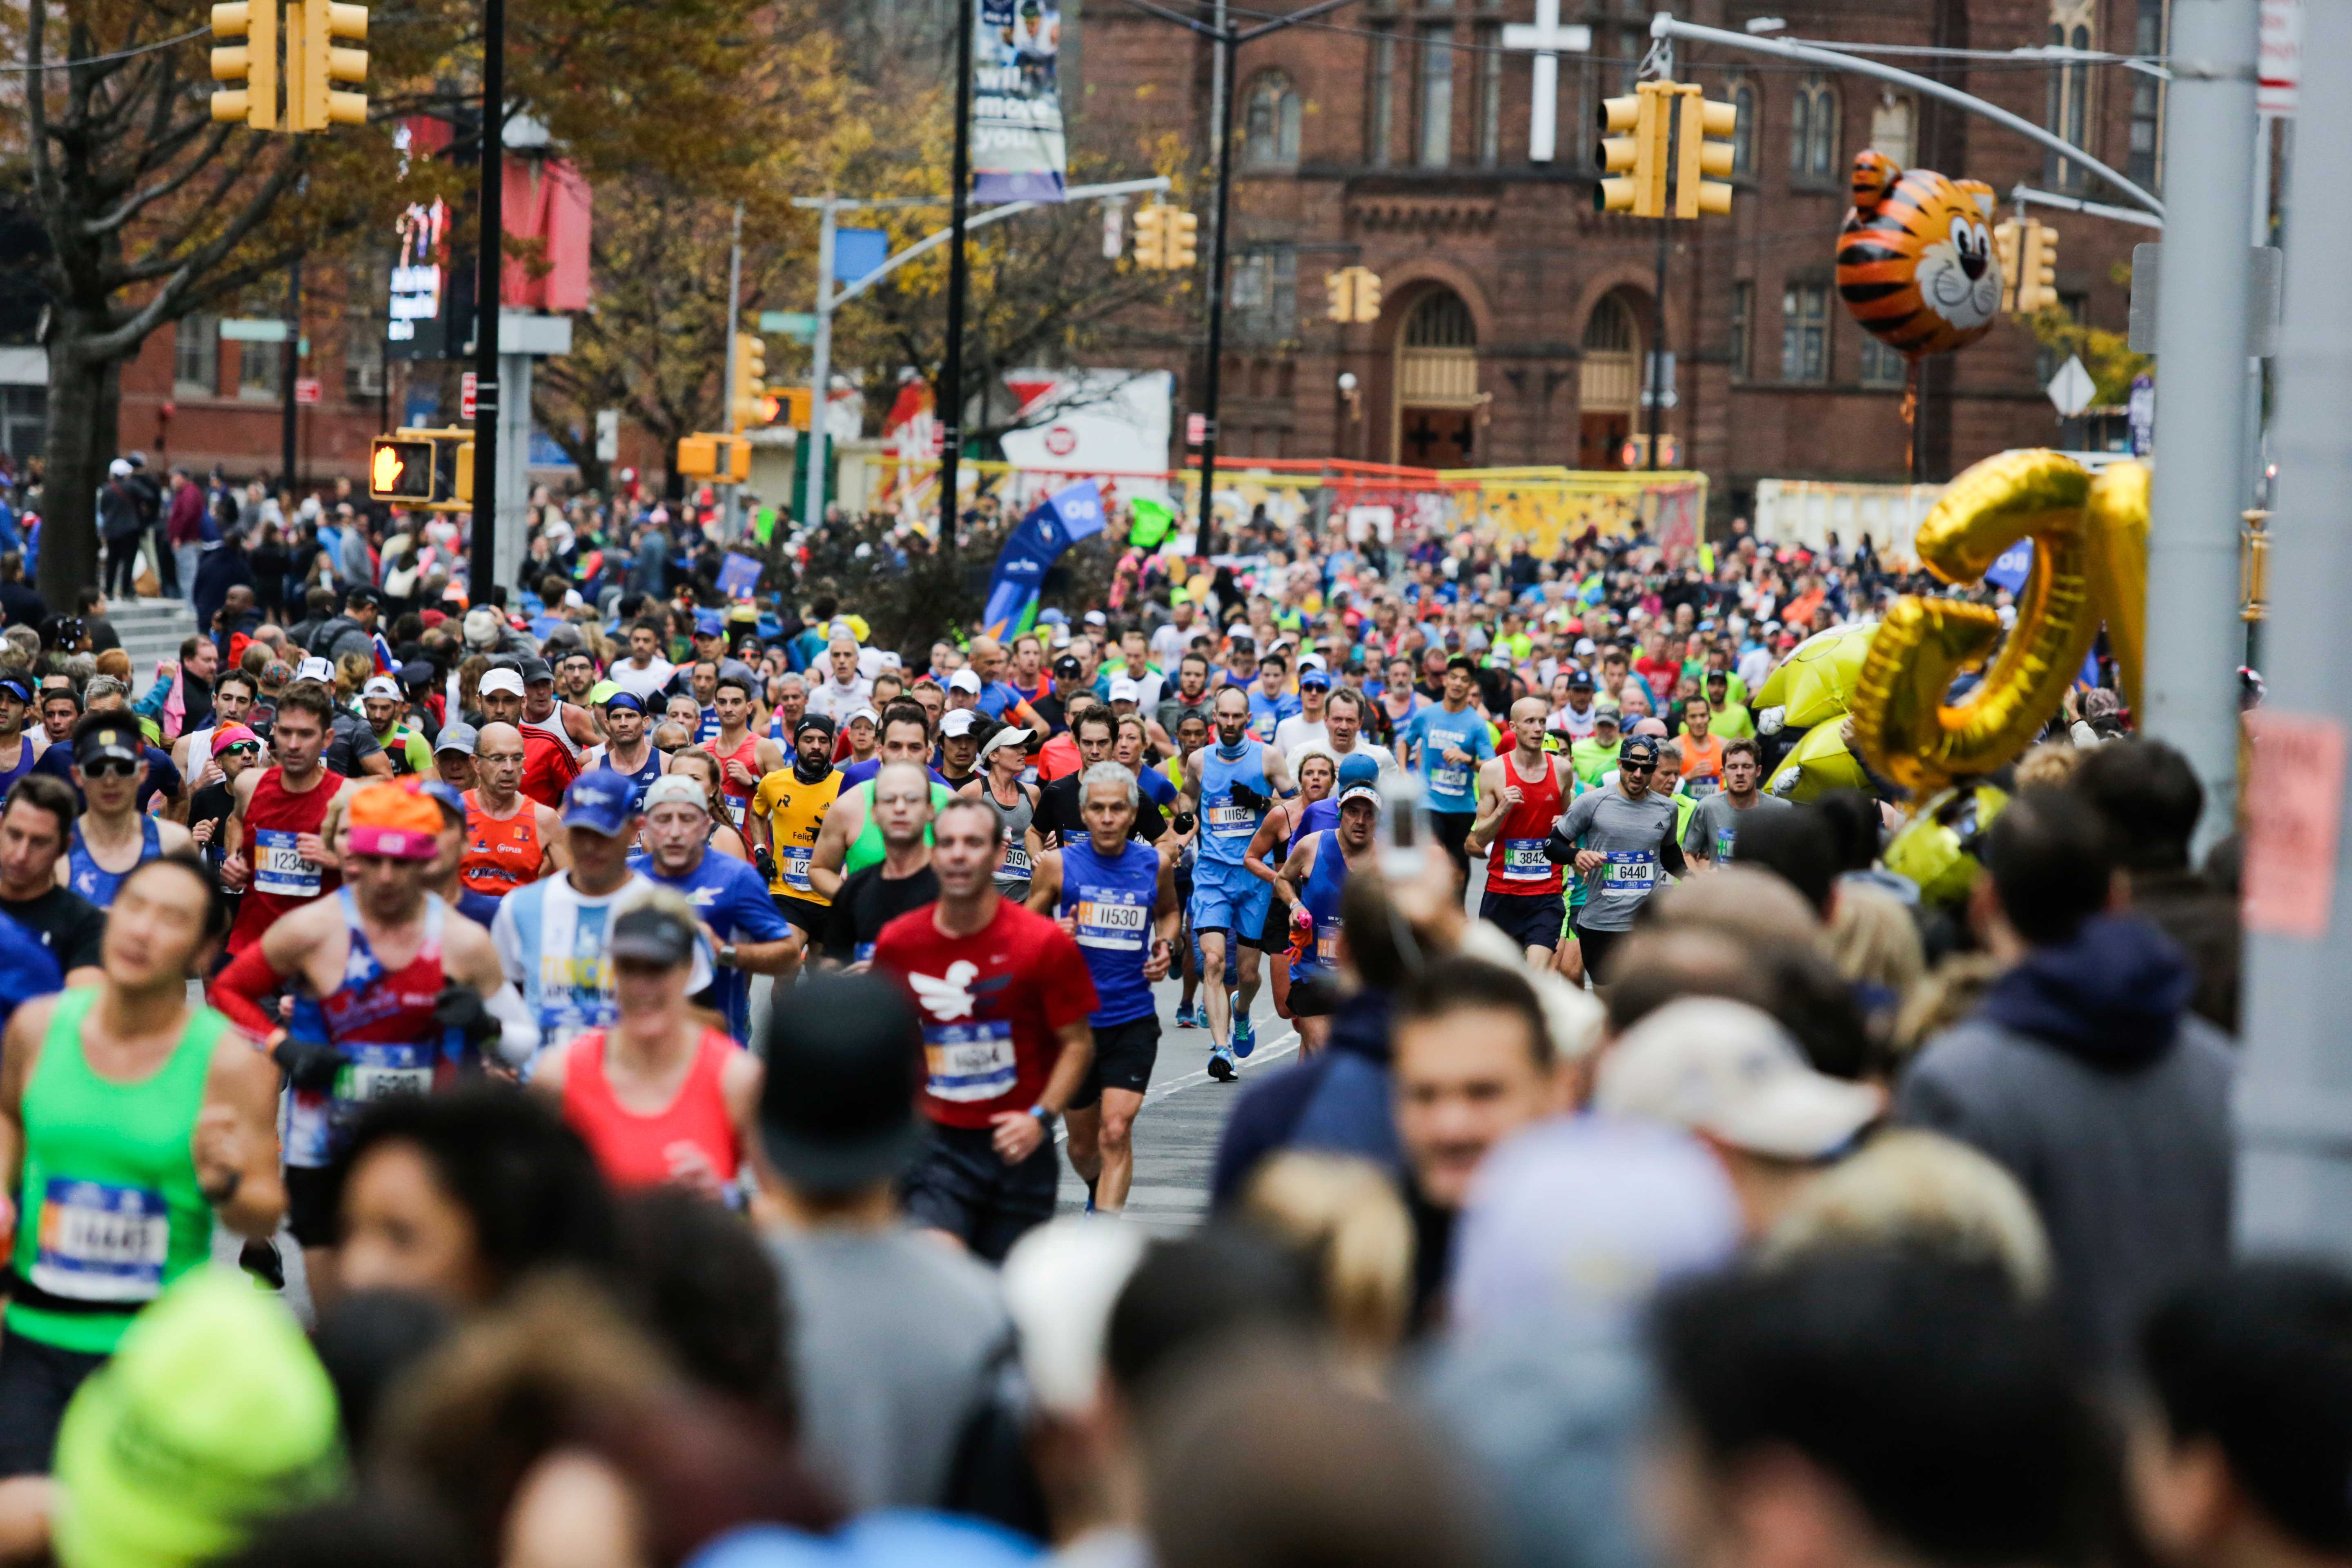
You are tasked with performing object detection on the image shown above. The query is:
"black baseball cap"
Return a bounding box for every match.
[609,904,697,967]
[519,656,555,685]
[76,722,142,768]
[1567,669,1595,690]
[1619,734,1662,767]
[758,973,924,1193]
[793,712,837,744]
[398,659,436,691]
[1053,653,1083,678]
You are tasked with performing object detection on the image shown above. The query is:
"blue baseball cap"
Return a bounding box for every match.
[561,768,639,836]
[1336,754,1381,791]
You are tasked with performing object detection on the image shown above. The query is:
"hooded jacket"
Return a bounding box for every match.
[1898,914,2233,1368]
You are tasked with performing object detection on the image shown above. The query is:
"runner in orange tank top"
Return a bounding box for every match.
[458,723,567,924]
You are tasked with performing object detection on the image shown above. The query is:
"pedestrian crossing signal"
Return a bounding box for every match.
[368,429,472,508]
[369,438,434,501]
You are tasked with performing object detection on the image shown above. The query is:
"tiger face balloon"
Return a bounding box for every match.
[1836,150,2003,359]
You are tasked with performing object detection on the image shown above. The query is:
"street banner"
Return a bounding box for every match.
[972,0,1067,202]
[717,552,764,597]
[980,479,1105,637]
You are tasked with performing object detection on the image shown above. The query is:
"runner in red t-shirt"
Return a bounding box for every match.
[869,795,1096,1262]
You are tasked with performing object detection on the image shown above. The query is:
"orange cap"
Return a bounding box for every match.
[346,780,445,861]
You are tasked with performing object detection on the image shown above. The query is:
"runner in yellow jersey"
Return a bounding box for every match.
[748,713,845,943]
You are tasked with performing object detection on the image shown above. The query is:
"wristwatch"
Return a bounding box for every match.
[717,942,739,969]
[1027,1102,1058,1133]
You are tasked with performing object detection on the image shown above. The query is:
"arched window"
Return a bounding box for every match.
[1245,70,1302,166]
[1405,290,1477,349]
[1731,78,1757,175]
[1791,76,1837,180]
[1868,90,1915,168]
[1580,293,1643,413]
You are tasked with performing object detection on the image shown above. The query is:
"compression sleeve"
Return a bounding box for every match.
[1659,826,1688,879]
[210,940,287,1038]
[485,981,539,1069]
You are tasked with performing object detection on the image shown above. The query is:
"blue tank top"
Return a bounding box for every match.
[606,744,665,813]
[67,816,161,906]
[1198,741,1270,871]
[0,737,37,802]
[1291,828,1352,983]
[1059,837,1160,1027]
[1287,797,1339,855]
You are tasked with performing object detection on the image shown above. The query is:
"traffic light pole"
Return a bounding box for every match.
[1645,222,1664,471]
[722,199,744,538]
[281,260,301,490]
[473,0,504,602]
[806,197,837,533]
[939,0,975,552]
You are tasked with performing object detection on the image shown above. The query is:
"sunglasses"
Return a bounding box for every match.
[81,757,138,780]
[221,743,261,757]
[1620,761,1657,775]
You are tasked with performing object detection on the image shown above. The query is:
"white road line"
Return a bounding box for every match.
[1054,1025,1303,1144]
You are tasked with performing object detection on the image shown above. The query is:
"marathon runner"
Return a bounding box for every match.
[1179,685,1297,1080]
[517,657,591,806]
[822,762,939,968]
[1682,735,1790,867]
[1677,693,1726,798]
[1245,745,1337,1029]
[211,780,519,1299]
[170,670,256,792]
[1033,708,1169,849]
[0,777,105,985]
[219,682,359,958]
[1399,654,1496,882]
[1025,761,1178,1215]
[871,795,1095,1263]
[964,725,1041,902]
[492,768,713,1060]
[806,706,956,901]
[748,713,844,943]
[703,674,786,820]
[629,773,801,1042]
[64,713,193,904]
[581,690,668,813]
[531,898,772,1204]
[1467,697,1575,965]
[361,675,432,776]
[432,723,478,791]
[1552,731,1686,985]
[0,853,283,1475]
[935,709,984,791]
[459,723,568,927]
[1271,763,1379,1054]
[1321,687,1396,777]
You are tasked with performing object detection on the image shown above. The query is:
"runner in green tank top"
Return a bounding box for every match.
[0,854,284,1477]
[805,705,953,899]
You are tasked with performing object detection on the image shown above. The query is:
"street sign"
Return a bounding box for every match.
[220,317,290,343]
[461,372,478,421]
[2046,355,2096,418]
[1102,198,1125,261]
[595,409,620,462]
[1186,412,1207,446]
[2258,0,2300,116]
[1640,351,1678,409]
[2127,374,2156,457]
[295,377,322,405]
[757,311,818,341]
[834,228,889,284]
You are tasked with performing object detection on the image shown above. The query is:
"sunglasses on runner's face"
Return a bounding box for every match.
[82,758,138,780]
[221,743,261,757]
[1621,762,1655,775]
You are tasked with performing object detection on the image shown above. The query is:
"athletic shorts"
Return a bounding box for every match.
[1253,891,1302,953]
[1071,1013,1160,1108]
[1187,860,1270,936]
[1430,810,1476,878]
[1189,926,1241,985]
[1571,918,1629,984]
[285,1162,341,1249]
[1286,970,1339,1018]
[900,1121,1060,1264]
[775,893,829,939]
[1481,886,1567,953]
[0,1334,107,1477]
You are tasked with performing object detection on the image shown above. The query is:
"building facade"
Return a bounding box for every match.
[1074,0,2163,514]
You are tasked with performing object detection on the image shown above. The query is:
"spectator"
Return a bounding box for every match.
[2070,738,2241,1033]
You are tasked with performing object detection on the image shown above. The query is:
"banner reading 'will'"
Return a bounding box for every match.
[971,0,1067,202]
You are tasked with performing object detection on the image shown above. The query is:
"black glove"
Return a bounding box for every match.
[1227,782,1265,815]
[272,1036,345,1093]
[754,846,778,884]
[1171,811,1198,837]
[434,982,502,1055]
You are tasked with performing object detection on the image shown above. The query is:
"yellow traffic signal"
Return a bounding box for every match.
[369,429,472,508]
[288,0,365,132]
[1597,82,1672,218]
[678,433,753,482]
[1673,87,1736,218]
[731,334,768,431]
[1326,265,1383,324]
[1991,220,2024,312]
[775,387,813,429]
[1133,204,1167,269]
[1167,208,1199,268]
[2016,220,2059,313]
[210,1,276,130]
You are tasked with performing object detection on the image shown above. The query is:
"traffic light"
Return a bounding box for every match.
[1167,208,1198,268]
[1325,266,1383,324]
[678,434,752,482]
[1133,203,1167,269]
[1597,81,1671,218]
[2015,220,2059,313]
[775,387,813,429]
[288,0,366,132]
[1672,86,1736,218]
[368,428,472,508]
[730,334,768,431]
[210,1,277,130]
[1991,220,2024,312]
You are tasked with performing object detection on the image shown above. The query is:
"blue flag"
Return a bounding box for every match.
[1984,538,2034,593]
[980,480,1104,637]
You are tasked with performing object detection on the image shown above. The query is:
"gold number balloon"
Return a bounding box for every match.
[1850,449,2148,797]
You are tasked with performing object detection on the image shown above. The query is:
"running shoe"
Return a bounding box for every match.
[1233,1016,1256,1058]
[238,1237,286,1292]
[1207,1045,1237,1082]
[1174,1004,1199,1029]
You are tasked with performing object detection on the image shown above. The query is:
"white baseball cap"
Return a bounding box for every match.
[1082,609,1108,628]
[361,676,402,702]
[294,657,336,684]
[948,668,983,695]
[641,774,709,814]
[478,669,526,698]
[1596,999,1884,1161]
[1108,677,1140,704]
[940,708,980,738]
[846,705,880,728]
[980,726,1033,762]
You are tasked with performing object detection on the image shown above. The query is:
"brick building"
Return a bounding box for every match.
[1072,0,2163,513]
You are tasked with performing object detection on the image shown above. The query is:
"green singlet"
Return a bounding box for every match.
[843,778,959,877]
[8,989,227,1354]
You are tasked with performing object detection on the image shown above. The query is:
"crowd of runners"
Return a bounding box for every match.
[0,493,2315,1568]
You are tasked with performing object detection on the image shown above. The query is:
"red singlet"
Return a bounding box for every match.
[1486,750,1566,897]
[703,731,762,811]
[558,1026,743,1192]
[517,723,582,808]
[227,766,344,953]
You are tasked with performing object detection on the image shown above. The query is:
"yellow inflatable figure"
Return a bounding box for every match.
[1754,621,1878,731]
[1764,719,1873,803]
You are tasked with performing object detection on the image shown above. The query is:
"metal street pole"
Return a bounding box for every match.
[939,0,976,551]
[722,199,744,539]
[1196,30,1238,539]
[2235,0,2352,1260]
[280,260,300,489]
[473,0,505,602]
[1646,223,1665,471]
[2144,0,2257,852]
[806,198,836,530]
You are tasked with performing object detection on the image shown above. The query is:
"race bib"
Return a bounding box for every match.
[1001,844,1033,878]
[253,828,321,899]
[924,1019,1017,1102]
[1604,850,1658,890]
[1206,802,1256,837]
[1715,828,1736,861]
[1431,765,1470,795]
[779,844,814,893]
[333,1042,435,1107]
[31,1178,169,1303]
[1316,919,1341,967]
[1685,773,1720,799]
[1499,838,1550,882]
[1074,897,1147,951]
